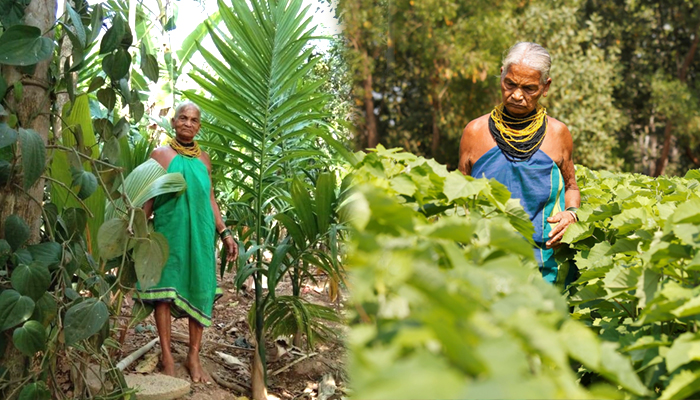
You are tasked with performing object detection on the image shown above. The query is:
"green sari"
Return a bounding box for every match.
[136,154,219,326]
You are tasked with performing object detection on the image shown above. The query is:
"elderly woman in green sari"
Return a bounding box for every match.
[139,101,238,383]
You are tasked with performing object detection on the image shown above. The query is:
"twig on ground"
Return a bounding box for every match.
[271,352,318,377]
[116,338,159,371]
[211,371,249,394]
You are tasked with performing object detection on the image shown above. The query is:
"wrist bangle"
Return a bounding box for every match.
[566,207,579,222]
[219,228,233,240]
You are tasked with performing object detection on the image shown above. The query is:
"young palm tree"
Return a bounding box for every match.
[185,0,339,397]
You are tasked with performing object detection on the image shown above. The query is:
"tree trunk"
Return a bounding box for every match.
[362,51,379,149]
[654,122,673,177]
[0,3,57,397]
[251,339,268,400]
[430,94,440,160]
[654,25,700,176]
[0,0,56,242]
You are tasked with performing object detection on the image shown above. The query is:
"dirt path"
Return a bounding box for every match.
[120,270,347,400]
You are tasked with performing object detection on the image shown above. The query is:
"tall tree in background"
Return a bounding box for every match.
[516,0,625,170]
[338,0,386,149]
[581,0,700,176]
[338,0,518,167]
[339,0,700,175]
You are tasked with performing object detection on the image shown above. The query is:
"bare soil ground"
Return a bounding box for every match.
[119,270,348,400]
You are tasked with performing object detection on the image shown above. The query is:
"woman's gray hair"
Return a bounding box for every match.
[501,42,551,84]
[173,101,201,119]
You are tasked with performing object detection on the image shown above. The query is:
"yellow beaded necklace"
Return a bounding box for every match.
[168,137,202,158]
[490,103,548,155]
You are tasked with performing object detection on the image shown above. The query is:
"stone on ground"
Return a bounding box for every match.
[125,373,191,400]
[85,366,190,400]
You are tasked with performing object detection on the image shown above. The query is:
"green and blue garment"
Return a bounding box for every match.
[472,146,577,286]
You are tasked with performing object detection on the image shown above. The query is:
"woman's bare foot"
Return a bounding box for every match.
[185,350,211,383]
[161,351,176,376]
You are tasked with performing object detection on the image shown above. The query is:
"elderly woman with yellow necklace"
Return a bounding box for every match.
[458,42,581,287]
[136,101,238,383]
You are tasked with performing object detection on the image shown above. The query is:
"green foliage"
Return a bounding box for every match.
[12,320,46,356]
[346,148,650,399]
[563,166,700,397]
[515,0,625,170]
[186,0,350,388]
[0,24,54,66]
[63,298,109,346]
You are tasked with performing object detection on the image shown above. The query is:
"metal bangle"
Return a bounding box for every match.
[219,228,233,240]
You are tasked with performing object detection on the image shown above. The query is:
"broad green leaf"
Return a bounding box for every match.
[87,3,104,45]
[63,207,88,239]
[0,289,34,331]
[70,168,98,199]
[65,2,86,47]
[140,52,159,83]
[26,242,61,269]
[0,0,30,28]
[560,319,601,369]
[30,292,57,327]
[607,237,640,255]
[684,170,700,180]
[12,320,46,356]
[0,123,17,148]
[637,268,661,309]
[97,87,116,110]
[443,171,482,202]
[18,128,45,189]
[420,216,475,243]
[660,369,700,400]
[602,264,640,290]
[102,48,131,81]
[671,198,700,224]
[104,159,187,220]
[102,136,120,163]
[100,15,125,54]
[0,239,11,265]
[18,381,51,400]
[63,298,109,345]
[672,295,700,318]
[5,214,29,250]
[0,24,54,66]
[88,76,105,93]
[599,341,651,396]
[561,221,594,244]
[504,198,535,244]
[666,333,700,372]
[11,262,51,301]
[97,218,129,260]
[389,174,416,196]
[133,233,168,291]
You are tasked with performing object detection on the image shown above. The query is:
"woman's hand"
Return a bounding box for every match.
[545,211,577,249]
[223,236,238,263]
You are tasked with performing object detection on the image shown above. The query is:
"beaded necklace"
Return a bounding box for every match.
[488,103,548,162]
[168,137,202,158]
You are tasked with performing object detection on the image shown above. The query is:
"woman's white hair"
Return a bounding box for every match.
[501,42,551,84]
[173,101,201,119]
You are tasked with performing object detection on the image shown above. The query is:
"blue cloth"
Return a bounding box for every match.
[472,146,575,286]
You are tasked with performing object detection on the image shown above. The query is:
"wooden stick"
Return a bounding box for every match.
[270,352,318,377]
[211,371,249,394]
[117,338,159,371]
